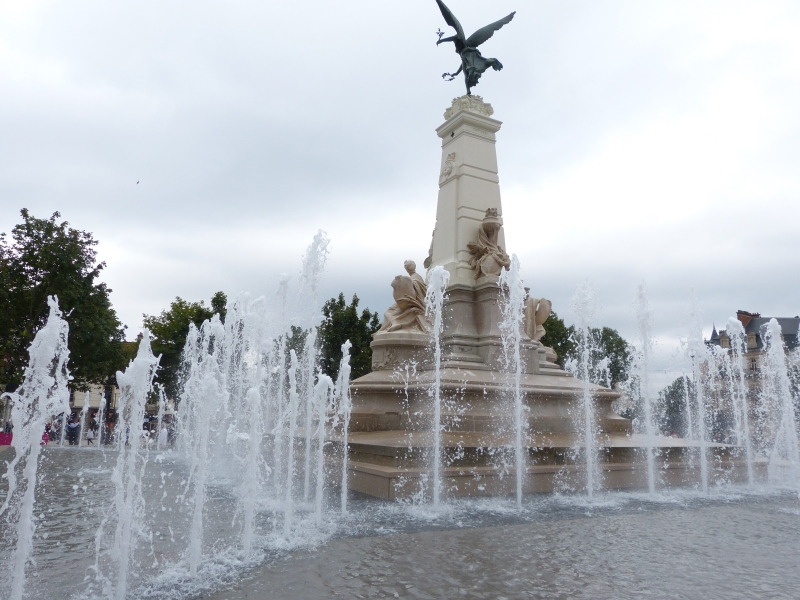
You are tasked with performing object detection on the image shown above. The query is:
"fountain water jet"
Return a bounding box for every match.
[688,293,710,493]
[284,349,300,536]
[336,341,353,516]
[78,391,89,446]
[0,297,70,600]
[498,254,526,507]
[303,329,318,503]
[725,318,755,488]
[570,281,600,500]
[633,283,657,494]
[425,265,449,508]
[179,317,227,576]
[315,375,335,524]
[110,330,159,599]
[760,319,800,493]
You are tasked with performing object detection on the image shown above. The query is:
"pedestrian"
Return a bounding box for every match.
[67,416,81,445]
[86,426,95,446]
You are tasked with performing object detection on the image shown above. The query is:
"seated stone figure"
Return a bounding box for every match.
[377,260,431,334]
[524,288,552,342]
[467,208,511,278]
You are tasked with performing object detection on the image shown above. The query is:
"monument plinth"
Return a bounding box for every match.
[344,97,757,500]
[426,96,507,288]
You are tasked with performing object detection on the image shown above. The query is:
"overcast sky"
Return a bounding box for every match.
[2,0,799,382]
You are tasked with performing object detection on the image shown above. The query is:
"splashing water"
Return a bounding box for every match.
[0,297,71,600]
[499,254,526,507]
[425,266,450,508]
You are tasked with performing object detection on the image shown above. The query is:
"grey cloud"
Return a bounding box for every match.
[1,0,799,377]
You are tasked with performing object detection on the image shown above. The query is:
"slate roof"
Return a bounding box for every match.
[743,317,800,350]
[709,312,800,350]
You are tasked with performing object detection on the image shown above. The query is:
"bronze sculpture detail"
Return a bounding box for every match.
[435,0,515,96]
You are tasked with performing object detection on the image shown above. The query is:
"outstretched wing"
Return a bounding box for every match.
[435,0,465,41]
[465,11,515,48]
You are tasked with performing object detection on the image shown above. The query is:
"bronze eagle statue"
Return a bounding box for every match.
[435,0,515,96]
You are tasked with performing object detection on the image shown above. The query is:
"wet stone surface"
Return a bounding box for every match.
[208,493,800,600]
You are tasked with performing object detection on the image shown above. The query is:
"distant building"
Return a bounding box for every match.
[703,310,799,443]
[707,310,800,373]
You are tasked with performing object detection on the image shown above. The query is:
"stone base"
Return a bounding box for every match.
[341,430,768,500]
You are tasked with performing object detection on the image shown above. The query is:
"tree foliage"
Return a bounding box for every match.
[317,293,380,382]
[0,210,126,389]
[657,376,689,436]
[590,327,632,388]
[540,312,631,388]
[142,291,227,399]
[539,311,575,370]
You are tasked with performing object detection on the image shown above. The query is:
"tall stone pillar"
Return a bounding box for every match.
[427,96,506,288]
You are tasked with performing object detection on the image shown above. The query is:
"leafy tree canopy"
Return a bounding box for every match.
[539,311,575,370]
[0,209,126,389]
[142,291,226,399]
[318,293,380,381]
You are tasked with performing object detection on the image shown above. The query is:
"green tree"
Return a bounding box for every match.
[317,293,380,381]
[0,210,127,389]
[539,311,575,369]
[657,376,692,437]
[142,292,227,399]
[591,327,632,388]
[540,312,631,388]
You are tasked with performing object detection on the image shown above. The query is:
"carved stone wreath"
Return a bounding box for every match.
[440,152,456,180]
[444,95,494,120]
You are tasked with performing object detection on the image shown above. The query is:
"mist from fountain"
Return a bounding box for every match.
[0,297,71,600]
[498,254,527,507]
[425,266,450,508]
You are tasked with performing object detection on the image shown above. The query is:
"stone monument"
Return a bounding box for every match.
[344,95,753,500]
